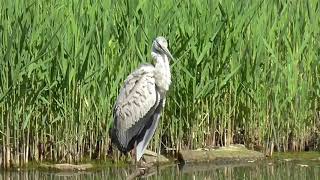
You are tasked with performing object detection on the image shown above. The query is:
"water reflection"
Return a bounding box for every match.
[1,160,319,180]
[178,160,320,180]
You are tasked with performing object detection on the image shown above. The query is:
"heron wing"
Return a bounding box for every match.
[113,64,160,152]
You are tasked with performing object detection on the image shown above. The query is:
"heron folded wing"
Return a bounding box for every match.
[113,64,160,151]
[135,98,164,161]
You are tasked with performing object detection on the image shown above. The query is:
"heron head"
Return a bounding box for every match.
[152,36,174,61]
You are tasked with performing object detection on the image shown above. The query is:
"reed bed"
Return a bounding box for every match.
[0,0,319,167]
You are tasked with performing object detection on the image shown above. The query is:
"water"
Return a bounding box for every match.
[1,156,320,180]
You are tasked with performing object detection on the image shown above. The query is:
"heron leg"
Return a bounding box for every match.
[130,141,137,165]
[134,141,137,164]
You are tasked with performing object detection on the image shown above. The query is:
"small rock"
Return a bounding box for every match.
[143,150,169,164]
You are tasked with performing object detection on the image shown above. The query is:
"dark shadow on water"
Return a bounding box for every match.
[1,159,320,180]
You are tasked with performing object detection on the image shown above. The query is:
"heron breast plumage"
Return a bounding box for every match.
[154,54,171,94]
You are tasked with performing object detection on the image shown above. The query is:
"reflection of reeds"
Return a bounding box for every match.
[1,0,320,167]
[0,168,128,180]
[1,161,318,179]
[179,160,319,180]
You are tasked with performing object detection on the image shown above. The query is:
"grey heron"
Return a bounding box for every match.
[110,36,174,162]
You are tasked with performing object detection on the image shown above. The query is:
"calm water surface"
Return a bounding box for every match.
[1,156,320,180]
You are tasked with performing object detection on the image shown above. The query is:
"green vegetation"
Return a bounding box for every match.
[1,0,320,167]
[273,151,320,161]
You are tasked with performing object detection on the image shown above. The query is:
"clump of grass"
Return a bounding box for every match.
[0,0,319,167]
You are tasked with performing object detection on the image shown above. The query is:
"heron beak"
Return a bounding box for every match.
[162,47,174,61]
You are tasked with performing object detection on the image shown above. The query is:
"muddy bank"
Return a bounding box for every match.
[178,144,265,164]
[21,145,264,173]
[40,163,94,171]
[38,150,170,171]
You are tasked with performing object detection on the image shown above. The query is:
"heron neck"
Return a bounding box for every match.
[152,53,171,94]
